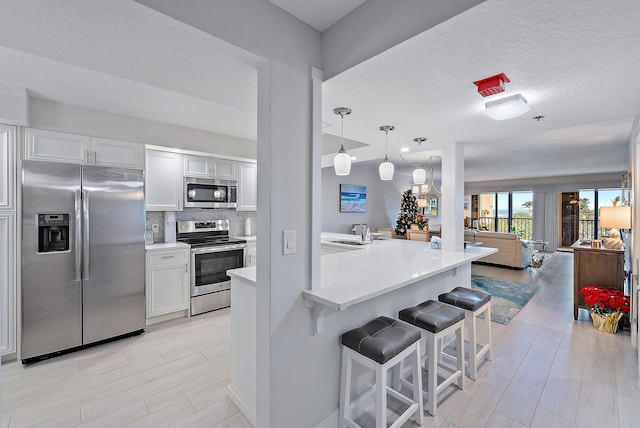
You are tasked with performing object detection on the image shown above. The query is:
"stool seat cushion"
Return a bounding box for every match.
[438,287,491,311]
[399,300,465,333]
[341,316,421,364]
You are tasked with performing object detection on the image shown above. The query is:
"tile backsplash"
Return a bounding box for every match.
[146,209,256,243]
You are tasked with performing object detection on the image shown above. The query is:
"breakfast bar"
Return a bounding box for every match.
[227,233,496,426]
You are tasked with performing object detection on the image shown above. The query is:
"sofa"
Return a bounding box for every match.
[464,230,534,268]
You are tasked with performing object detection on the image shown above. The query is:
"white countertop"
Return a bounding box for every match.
[232,235,256,242]
[305,232,496,310]
[228,232,496,311]
[145,242,191,251]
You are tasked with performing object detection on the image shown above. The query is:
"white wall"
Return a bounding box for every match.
[28,97,257,159]
[321,164,409,234]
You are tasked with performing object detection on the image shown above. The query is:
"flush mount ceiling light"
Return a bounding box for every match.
[333,107,352,175]
[484,94,530,120]
[411,137,427,185]
[378,125,395,181]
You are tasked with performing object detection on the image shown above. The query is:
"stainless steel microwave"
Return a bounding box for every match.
[184,177,237,209]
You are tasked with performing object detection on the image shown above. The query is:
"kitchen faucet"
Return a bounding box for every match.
[353,224,372,242]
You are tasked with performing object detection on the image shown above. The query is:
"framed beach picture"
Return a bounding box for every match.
[340,184,367,213]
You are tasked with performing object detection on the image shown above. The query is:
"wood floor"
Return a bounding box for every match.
[2,252,639,427]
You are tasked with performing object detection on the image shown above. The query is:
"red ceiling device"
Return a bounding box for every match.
[473,73,510,97]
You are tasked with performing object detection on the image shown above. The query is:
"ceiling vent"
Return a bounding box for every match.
[473,73,510,97]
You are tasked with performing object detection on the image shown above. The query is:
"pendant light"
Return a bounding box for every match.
[333,107,352,176]
[412,137,427,185]
[378,125,395,181]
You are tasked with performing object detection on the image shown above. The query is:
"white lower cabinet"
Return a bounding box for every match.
[0,214,16,357]
[145,247,190,324]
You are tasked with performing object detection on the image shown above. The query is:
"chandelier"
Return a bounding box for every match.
[400,137,442,202]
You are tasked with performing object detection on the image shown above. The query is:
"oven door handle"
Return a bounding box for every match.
[191,244,247,254]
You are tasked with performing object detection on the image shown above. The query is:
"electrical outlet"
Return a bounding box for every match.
[152,224,159,233]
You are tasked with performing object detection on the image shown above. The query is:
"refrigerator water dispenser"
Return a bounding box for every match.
[38,213,70,252]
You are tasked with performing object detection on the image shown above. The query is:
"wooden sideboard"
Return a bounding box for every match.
[572,240,625,319]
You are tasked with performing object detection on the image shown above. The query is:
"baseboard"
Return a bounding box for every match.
[227,384,256,427]
[145,310,188,326]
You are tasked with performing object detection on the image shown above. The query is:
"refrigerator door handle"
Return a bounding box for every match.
[83,189,90,280]
[75,188,82,281]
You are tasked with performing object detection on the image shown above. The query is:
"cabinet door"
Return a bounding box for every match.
[91,137,144,169]
[24,128,90,164]
[237,162,257,211]
[245,242,257,267]
[146,263,189,317]
[0,124,15,210]
[184,155,211,178]
[145,150,183,211]
[0,214,15,356]
[212,159,236,180]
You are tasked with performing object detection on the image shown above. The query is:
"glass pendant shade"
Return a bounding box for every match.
[333,107,352,176]
[334,145,351,176]
[413,167,427,185]
[378,125,395,181]
[379,156,394,180]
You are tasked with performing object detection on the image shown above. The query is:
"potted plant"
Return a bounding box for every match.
[579,286,630,333]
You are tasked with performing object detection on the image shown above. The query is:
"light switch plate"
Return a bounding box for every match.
[283,229,296,255]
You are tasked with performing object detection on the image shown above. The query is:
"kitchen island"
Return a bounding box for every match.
[227,233,496,427]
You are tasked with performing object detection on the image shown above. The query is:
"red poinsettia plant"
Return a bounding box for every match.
[415,213,428,230]
[579,286,630,316]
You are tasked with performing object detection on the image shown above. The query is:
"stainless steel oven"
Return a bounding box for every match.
[177,220,246,315]
[190,244,245,315]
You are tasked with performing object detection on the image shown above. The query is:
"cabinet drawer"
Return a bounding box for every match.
[147,250,189,266]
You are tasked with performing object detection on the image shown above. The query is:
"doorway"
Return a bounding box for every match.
[560,192,579,247]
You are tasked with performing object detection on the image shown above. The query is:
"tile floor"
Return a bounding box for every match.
[1,252,639,427]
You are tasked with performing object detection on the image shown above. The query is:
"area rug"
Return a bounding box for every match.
[471,274,540,325]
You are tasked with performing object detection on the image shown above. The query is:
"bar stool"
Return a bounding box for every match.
[339,316,424,428]
[398,300,466,416]
[438,287,492,380]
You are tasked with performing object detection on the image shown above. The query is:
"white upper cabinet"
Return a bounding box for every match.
[24,128,90,164]
[212,159,236,180]
[90,137,144,169]
[146,150,183,211]
[24,128,144,169]
[237,161,257,212]
[184,155,236,180]
[184,155,211,178]
[0,124,16,210]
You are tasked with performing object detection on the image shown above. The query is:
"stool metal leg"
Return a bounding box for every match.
[375,364,386,428]
[339,348,352,427]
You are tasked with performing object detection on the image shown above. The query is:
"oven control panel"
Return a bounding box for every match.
[177,220,230,233]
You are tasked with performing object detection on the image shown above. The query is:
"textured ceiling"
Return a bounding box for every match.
[0,0,637,182]
[0,0,261,139]
[321,0,640,181]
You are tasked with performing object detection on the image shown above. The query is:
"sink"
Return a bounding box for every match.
[325,240,369,246]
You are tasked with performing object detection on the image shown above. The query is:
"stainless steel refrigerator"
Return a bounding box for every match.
[21,160,145,362]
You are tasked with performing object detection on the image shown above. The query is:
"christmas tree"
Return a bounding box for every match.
[395,189,419,236]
